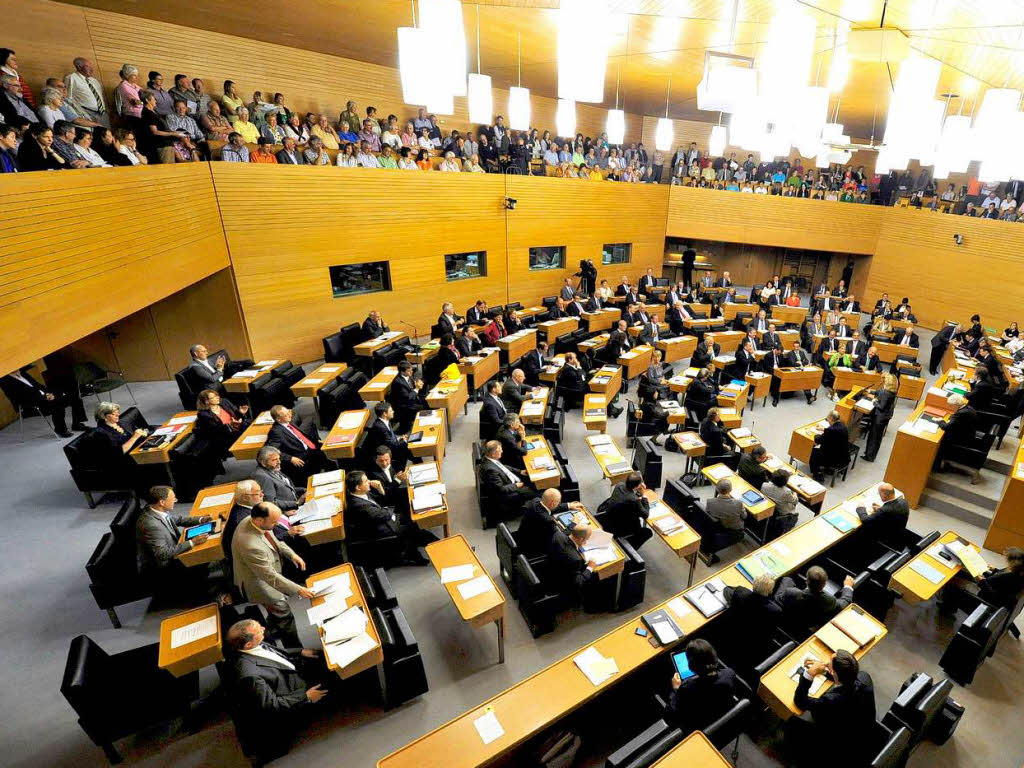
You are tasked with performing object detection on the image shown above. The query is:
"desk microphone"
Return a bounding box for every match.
[398,320,421,350]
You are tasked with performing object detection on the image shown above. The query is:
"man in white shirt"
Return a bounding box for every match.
[188,343,227,390]
[982,192,1001,211]
[357,141,380,168]
[63,57,109,127]
[1,365,87,436]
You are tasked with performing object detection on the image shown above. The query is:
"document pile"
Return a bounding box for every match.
[581,529,618,566]
[830,607,881,647]
[167,414,197,426]
[944,539,989,579]
[788,652,827,695]
[292,495,341,524]
[855,398,875,411]
[730,427,752,438]
[253,411,275,425]
[199,491,235,509]
[684,577,728,618]
[705,464,733,482]
[411,483,446,512]
[417,413,442,426]
[409,463,440,486]
[336,411,366,429]
[649,502,687,535]
[789,475,825,496]
[573,646,618,686]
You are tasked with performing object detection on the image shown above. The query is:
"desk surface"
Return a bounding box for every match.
[359,366,399,401]
[291,363,347,399]
[354,331,408,356]
[322,409,371,460]
[307,563,383,679]
[131,410,197,464]
[583,393,608,432]
[228,412,274,461]
[524,435,562,489]
[643,489,701,558]
[157,603,222,677]
[701,463,775,520]
[519,386,550,426]
[426,534,505,629]
[223,359,282,393]
[650,731,731,767]
[586,434,632,484]
[889,531,980,603]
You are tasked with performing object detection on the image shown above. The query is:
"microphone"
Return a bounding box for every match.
[398,320,421,351]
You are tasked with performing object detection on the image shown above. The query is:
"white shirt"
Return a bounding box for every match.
[75,144,111,167]
[336,154,359,167]
[488,457,520,484]
[241,643,295,671]
[11,372,43,392]
[417,136,433,150]
[357,152,380,168]
[117,144,142,165]
[64,72,107,113]
[439,160,459,172]
[398,158,418,170]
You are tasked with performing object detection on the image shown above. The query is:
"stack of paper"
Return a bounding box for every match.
[168,414,197,426]
[651,515,686,535]
[418,414,442,426]
[730,427,752,438]
[409,463,440,485]
[293,495,341,524]
[233,369,261,378]
[312,469,344,486]
[242,435,268,445]
[306,593,349,625]
[457,575,495,600]
[592,444,616,457]
[573,646,618,686]
[855,398,875,411]
[412,483,445,512]
[832,609,880,647]
[309,571,352,599]
[253,411,274,425]
[319,365,343,373]
[945,540,989,578]
[302,378,324,386]
[301,519,334,536]
[337,412,366,429]
[531,455,555,470]
[667,597,692,619]
[589,435,613,445]
[706,464,733,481]
[313,481,345,498]
[322,605,368,644]
[324,632,377,669]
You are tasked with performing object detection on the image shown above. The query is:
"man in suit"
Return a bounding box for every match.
[388,360,427,433]
[802,314,827,352]
[615,275,634,297]
[502,368,533,410]
[495,413,529,471]
[366,445,415,519]
[548,522,603,609]
[225,619,327,765]
[861,345,883,372]
[762,322,781,351]
[517,488,582,556]
[366,401,410,469]
[565,292,587,317]
[223,479,306,566]
[638,313,663,346]
[232,501,316,646]
[1,365,87,437]
[585,291,605,312]
[437,302,461,336]
[558,352,588,409]
[705,478,746,559]
[779,280,794,302]
[478,440,537,518]
[937,394,982,477]
[521,342,548,387]
[832,280,849,298]
[749,309,770,334]
[601,472,653,550]
[692,337,720,370]
[763,345,789,406]
[976,345,1007,389]
[275,136,305,164]
[894,324,919,349]
[546,298,567,320]
[930,322,960,375]
[834,317,851,338]
[818,293,838,313]
[253,446,305,512]
[559,277,576,302]
[788,650,876,768]
[267,405,330,484]
[361,310,388,341]
[638,268,657,297]
[699,407,729,456]
[465,300,488,325]
[845,331,867,368]
[809,410,849,482]
[775,565,854,636]
[720,575,782,674]
[727,339,756,381]
[480,380,509,439]
[855,482,910,549]
[815,330,840,368]
[346,470,429,562]
[621,303,641,326]
[187,343,228,392]
[716,271,732,288]
[738,445,770,488]
[668,300,694,335]
[456,327,483,357]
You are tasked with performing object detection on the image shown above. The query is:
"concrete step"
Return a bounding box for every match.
[919,488,995,530]
[985,434,1020,474]
[925,467,1003,511]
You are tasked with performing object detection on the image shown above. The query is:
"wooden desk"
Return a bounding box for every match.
[619,344,654,380]
[459,347,501,393]
[131,411,198,465]
[769,305,810,326]
[720,302,754,322]
[774,366,824,394]
[716,407,742,429]
[706,330,745,353]
[322,409,371,460]
[497,329,537,364]
[589,365,622,401]
[426,534,506,663]
[876,340,919,364]
[656,335,698,363]
[643,489,701,586]
[354,331,408,357]
[898,374,925,402]
[627,322,669,339]
[519,386,551,427]
[359,366,399,402]
[516,306,546,322]
[578,332,610,356]
[228,411,274,461]
[761,453,828,514]
[408,459,450,537]
[701,464,775,541]
[728,427,760,453]
[889,531,982,603]
[987,439,1024,552]
[586,434,633,484]
[746,371,771,405]
[835,387,871,441]
[427,375,469,425]
[788,418,828,467]
[303,473,346,545]
[407,339,440,365]
[158,603,221,678]
[179,481,237,566]
[540,355,566,384]
[683,318,714,334]
[717,380,749,413]
[524,435,562,490]
[650,731,731,767]
[883,403,947,508]
[758,604,886,720]
[583,393,608,432]
[409,409,447,463]
[672,430,706,473]
[223,360,282,393]
[581,308,621,333]
[306,564,385,685]
[537,317,578,342]
[290,363,347,399]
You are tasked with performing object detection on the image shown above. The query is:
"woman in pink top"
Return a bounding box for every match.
[116,64,143,119]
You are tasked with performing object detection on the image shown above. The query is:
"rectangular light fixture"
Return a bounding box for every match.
[467,73,492,125]
[556,98,576,138]
[398,27,434,106]
[558,0,611,103]
[418,0,467,97]
[509,86,531,131]
[606,109,626,145]
[655,117,674,152]
[708,125,727,157]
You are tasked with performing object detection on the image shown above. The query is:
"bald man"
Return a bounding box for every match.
[517,488,583,556]
[855,482,910,550]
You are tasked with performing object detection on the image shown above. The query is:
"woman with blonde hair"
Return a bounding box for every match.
[862,372,897,462]
[115,64,143,119]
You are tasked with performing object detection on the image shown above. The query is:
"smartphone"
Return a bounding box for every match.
[634,627,649,637]
[706,583,718,593]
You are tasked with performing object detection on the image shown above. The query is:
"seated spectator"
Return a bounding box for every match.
[306,114,337,150]
[414,148,431,170]
[774,565,854,636]
[478,440,536,518]
[115,128,147,165]
[0,124,19,172]
[600,471,653,549]
[49,119,86,168]
[358,118,381,152]
[72,127,110,167]
[303,135,330,166]
[439,151,460,172]
[260,112,286,144]
[222,131,250,163]
[91,126,130,167]
[276,136,304,165]
[463,153,484,173]
[400,121,417,148]
[378,144,398,169]
[381,119,402,150]
[336,142,358,167]
[223,618,327,766]
[417,127,433,150]
[397,146,417,169]
[233,107,260,144]
[221,79,244,123]
[705,478,746,558]
[165,99,208,160]
[36,85,75,129]
[283,113,310,145]
[357,141,380,168]
[93,401,149,467]
[335,119,357,144]
[267,404,331,483]
[248,136,278,164]
[719,575,782,673]
[194,388,250,455]
[199,99,232,143]
[146,71,175,116]
[667,639,744,735]
[761,469,799,539]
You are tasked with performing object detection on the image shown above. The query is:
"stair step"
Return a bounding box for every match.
[985,434,1020,474]
[919,488,995,530]
[925,468,1002,511]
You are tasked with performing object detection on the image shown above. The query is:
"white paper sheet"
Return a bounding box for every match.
[293,496,342,524]
[241,435,267,445]
[319,365,343,373]
[667,597,692,619]
[313,482,346,498]
[199,491,235,509]
[417,415,442,426]
[440,564,476,584]
[311,469,344,486]
[457,575,495,600]
[233,369,261,378]
[473,709,505,745]
[322,605,367,644]
[306,594,349,626]
[337,412,366,429]
[253,411,274,425]
[324,631,377,669]
[300,519,333,535]
[167,415,197,426]
[169,615,218,649]
[573,646,618,686]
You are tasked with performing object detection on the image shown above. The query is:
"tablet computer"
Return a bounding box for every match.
[555,512,575,529]
[184,522,215,541]
[741,490,764,505]
[671,650,696,681]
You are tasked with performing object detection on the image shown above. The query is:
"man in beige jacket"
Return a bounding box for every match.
[232,501,315,646]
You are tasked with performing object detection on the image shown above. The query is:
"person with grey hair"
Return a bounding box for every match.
[73,127,111,167]
[222,131,250,162]
[224,617,326,764]
[762,468,799,539]
[495,413,529,471]
[114,64,143,119]
[94,401,149,465]
[936,393,981,482]
[37,86,69,129]
[188,343,227,390]
[719,573,782,673]
[232,106,260,144]
[267,405,330,483]
[303,134,329,165]
[165,99,209,159]
[356,140,380,168]
[0,73,38,126]
[439,150,460,172]
[64,57,109,126]
[223,478,306,564]
[705,478,746,560]
[254,445,306,511]
[44,77,103,129]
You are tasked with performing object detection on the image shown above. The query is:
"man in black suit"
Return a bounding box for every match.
[929,322,960,375]
[620,303,640,326]
[893,324,920,349]
[366,401,410,470]
[478,440,536,518]
[638,313,663,346]
[667,301,694,335]
[346,470,428,562]
[681,246,696,288]
[502,368,533,410]
[976,345,1007,389]
[762,322,781,351]
[600,472,653,550]
[861,345,883,372]
[615,275,634,297]
[699,407,729,457]
[720,575,782,673]
[267,405,331,484]
[815,331,840,372]
[749,309,770,334]
[546,298,567,320]
[437,302,461,336]
[775,565,854,636]
[716,271,733,288]
[433,334,461,374]
[585,291,605,312]
[361,310,388,341]
[727,339,755,381]
[936,394,982,477]
[495,413,529,471]
[548,522,603,609]
[762,345,787,405]
[465,300,488,325]
[855,482,910,549]
[516,488,582,556]
[833,317,851,338]
[366,445,411,514]
[564,292,586,317]
[479,380,508,439]
[691,337,720,370]
[558,352,587,408]
[809,410,849,482]
[783,341,817,405]
[456,327,483,357]
[224,619,327,765]
[788,650,876,768]
[1,365,87,437]
[638,267,657,297]
[845,331,867,368]
[388,361,427,433]
[520,341,548,387]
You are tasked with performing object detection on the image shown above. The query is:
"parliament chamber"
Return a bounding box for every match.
[3,1,1024,767]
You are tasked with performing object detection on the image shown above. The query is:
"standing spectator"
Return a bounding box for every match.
[339,100,360,135]
[114,64,143,120]
[63,57,108,126]
[0,48,34,107]
[365,106,383,135]
[166,99,209,159]
[221,79,244,123]
[146,71,175,116]
[168,73,200,114]
[413,107,431,133]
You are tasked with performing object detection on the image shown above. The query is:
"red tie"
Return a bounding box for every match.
[264,530,280,553]
[452,346,461,360]
[286,423,316,449]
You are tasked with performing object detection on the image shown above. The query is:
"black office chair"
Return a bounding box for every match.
[626,401,659,448]
[632,437,663,489]
[513,553,565,637]
[704,697,752,763]
[371,606,429,708]
[558,453,581,502]
[664,479,737,563]
[355,565,398,610]
[939,603,1008,685]
[72,362,135,405]
[867,725,913,768]
[61,635,199,763]
[605,720,683,768]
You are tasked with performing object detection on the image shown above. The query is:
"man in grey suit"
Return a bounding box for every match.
[231,501,315,646]
[501,368,534,411]
[253,446,305,512]
[188,343,226,391]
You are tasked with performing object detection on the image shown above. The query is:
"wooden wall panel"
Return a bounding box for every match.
[0,163,231,376]
[864,209,1024,332]
[0,0,96,93]
[665,186,885,255]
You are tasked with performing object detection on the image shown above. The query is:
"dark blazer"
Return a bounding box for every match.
[856,496,910,550]
[366,464,406,508]
[794,669,876,749]
[833,323,852,338]
[275,148,305,164]
[480,394,509,436]
[559,363,587,394]
[638,321,661,346]
[566,300,586,317]
[978,567,1024,609]
[362,317,388,340]
[939,405,979,446]
[267,420,321,464]
[456,334,483,357]
[869,389,896,425]
[639,275,657,295]
[465,306,487,325]
[346,492,400,539]
[478,458,524,514]
[669,667,742,735]
[0,371,50,408]
[521,348,546,385]
[546,304,566,320]
[501,378,530,410]
[844,339,866,366]
[585,295,604,312]
[621,310,640,326]
[516,498,563,556]
[692,343,720,369]
[602,482,650,537]
[721,586,782,669]
[16,136,64,172]
[813,421,849,466]
[432,346,460,376]
[194,402,246,454]
[761,331,781,350]
[366,417,404,455]
[495,425,528,470]
[699,417,728,455]
[437,313,460,336]
[94,421,137,465]
[776,582,853,635]
[862,353,883,372]
[893,330,920,348]
[187,358,225,390]
[135,506,196,575]
[761,350,786,375]
[253,466,302,512]
[389,374,425,413]
[547,528,598,596]
[966,380,999,410]
[685,378,717,410]
[786,347,811,367]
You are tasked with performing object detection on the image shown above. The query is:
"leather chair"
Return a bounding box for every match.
[632,436,663,489]
[322,332,346,363]
[704,697,752,763]
[513,553,565,637]
[543,406,565,445]
[86,531,151,628]
[64,407,153,507]
[626,400,659,448]
[250,374,293,415]
[372,343,396,373]
[61,634,199,763]
[505,301,522,312]
[940,422,999,477]
[558,462,581,503]
[372,606,429,709]
[0,373,63,440]
[882,673,955,755]
[344,528,404,569]
[173,365,199,410]
[745,639,798,691]
[867,724,913,768]
[554,332,575,355]
[939,603,1008,685]
[272,361,305,391]
[611,538,646,611]
[664,478,738,562]
[605,720,683,768]
[495,523,521,597]
[340,323,363,363]
[108,496,142,547]
[356,565,398,610]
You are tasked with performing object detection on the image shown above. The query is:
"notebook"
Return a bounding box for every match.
[823,509,855,533]
[831,608,881,647]
[684,577,728,618]
[641,609,683,646]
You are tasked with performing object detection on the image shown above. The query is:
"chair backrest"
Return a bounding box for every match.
[869,726,912,768]
[323,332,345,363]
[912,678,953,742]
[60,634,108,715]
[664,478,697,514]
[108,497,142,545]
[605,719,679,768]
[704,697,751,750]
[753,640,797,678]
[505,301,522,312]
[542,296,557,309]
